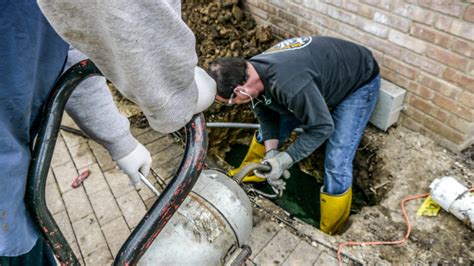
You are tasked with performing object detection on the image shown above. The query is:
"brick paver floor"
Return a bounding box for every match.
[45,115,348,265]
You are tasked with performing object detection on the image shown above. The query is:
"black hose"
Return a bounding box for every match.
[60,125,89,138]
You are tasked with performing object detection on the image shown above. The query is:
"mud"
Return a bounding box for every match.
[339,126,473,263]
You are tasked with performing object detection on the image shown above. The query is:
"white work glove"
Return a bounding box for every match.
[256,151,293,191]
[263,149,279,160]
[116,142,152,186]
[193,66,216,114]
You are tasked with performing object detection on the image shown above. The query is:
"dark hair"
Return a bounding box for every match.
[207,57,248,99]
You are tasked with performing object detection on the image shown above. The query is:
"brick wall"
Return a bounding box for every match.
[243,0,474,152]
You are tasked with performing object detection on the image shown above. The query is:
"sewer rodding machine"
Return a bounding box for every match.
[25,60,274,265]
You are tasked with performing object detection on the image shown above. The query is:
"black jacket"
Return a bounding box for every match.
[250,36,379,162]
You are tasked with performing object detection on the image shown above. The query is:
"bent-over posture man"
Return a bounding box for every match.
[208,36,380,235]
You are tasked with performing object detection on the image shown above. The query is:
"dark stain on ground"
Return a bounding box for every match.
[225,142,378,227]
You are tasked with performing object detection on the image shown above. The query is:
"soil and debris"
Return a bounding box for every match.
[182,0,277,159]
[109,0,473,263]
[336,126,473,263]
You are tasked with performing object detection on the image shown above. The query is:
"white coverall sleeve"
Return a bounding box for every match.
[64,47,138,161]
[38,0,198,133]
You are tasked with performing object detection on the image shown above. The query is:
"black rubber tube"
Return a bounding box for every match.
[26,60,101,265]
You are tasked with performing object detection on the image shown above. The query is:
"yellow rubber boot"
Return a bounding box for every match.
[228,134,266,183]
[320,187,352,235]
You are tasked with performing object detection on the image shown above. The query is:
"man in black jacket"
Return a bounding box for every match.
[208,36,380,235]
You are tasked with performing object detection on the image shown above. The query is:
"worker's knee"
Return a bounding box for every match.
[323,167,352,195]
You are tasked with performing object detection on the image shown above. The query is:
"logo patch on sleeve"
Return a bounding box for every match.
[263,36,312,54]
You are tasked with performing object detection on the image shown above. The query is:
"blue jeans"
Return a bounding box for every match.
[258,75,380,195]
[256,114,301,148]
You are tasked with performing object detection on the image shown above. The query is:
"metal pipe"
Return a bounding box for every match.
[207,122,304,133]
[138,173,161,197]
[114,113,208,265]
[26,59,101,265]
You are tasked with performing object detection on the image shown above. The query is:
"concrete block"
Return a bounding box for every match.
[101,217,130,257]
[88,140,115,172]
[104,169,134,198]
[283,241,321,266]
[61,130,87,149]
[151,144,184,168]
[53,210,75,245]
[52,161,78,194]
[69,241,83,265]
[51,136,71,167]
[61,113,78,128]
[89,188,121,226]
[47,168,55,185]
[137,180,159,202]
[83,244,113,265]
[254,228,300,265]
[53,211,83,263]
[72,214,108,258]
[136,129,165,145]
[314,249,339,266]
[69,142,96,169]
[46,182,64,215]
[82,164,109,194]
[369,79,406,131]
[152,157,181,182]
[145,135,174,155]
[246,220,282,258]
[62,187,93,222]
[144,197,157,210]
[116,191,147,229]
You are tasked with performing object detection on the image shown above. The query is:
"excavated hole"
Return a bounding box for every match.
[222,128,386,228]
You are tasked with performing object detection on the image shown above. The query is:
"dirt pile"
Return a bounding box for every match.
[182,0,276,161]
[182,0,274,68]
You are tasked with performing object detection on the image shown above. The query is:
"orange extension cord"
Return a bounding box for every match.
[337,187,474,266]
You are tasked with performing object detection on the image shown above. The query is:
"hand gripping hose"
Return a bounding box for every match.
[25,60,208,265]
[232,163,283,199]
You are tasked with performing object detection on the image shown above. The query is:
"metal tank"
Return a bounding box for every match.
[139,169,253,265]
